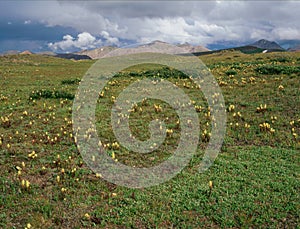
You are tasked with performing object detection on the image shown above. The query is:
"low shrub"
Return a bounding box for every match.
[29,89,74,100]
[61,78,81,85]
[255,65,300,75]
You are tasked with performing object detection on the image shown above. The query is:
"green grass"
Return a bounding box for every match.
[0,52,299,228]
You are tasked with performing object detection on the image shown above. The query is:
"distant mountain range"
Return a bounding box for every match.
[77,40,210,59]
[1,39,299,60]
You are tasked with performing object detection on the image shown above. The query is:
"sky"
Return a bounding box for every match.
[1,1,300,53]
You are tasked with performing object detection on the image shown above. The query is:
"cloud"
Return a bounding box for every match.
[100,31,120,46]
[1,1,300,51]
[48,31,121,52]
[48,32,102,51]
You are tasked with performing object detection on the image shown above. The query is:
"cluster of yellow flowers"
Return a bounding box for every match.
[232,112,242,119]
[194,105,202,112]
[99,91,104,98]
[271,116,277,123]
[290,120,298,139]
[111,141,120,150]
[154,104,162,113]
[21,179,30,189]
[0,94,8,101]
[201,129,211,142]
[259,122,275,133]
[228,104,235,112]
[256,104,267,113]
[28,151,37,159]
[1,116,11,128]
[166,128,173,136]
[249,77,256,83]
[244,123,251,129]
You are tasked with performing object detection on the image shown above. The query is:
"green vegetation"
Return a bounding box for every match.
[255,65,300,75]
[115,66,189,79]
[61,78,81,85]
[29,89,75,100]
[0,51,299,228]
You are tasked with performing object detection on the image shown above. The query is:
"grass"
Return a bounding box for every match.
[0,51,299,228]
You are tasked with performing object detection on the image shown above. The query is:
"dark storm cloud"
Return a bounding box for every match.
[0,22,77,41]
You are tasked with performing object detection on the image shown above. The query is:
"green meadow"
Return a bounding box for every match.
[0,51,299,228]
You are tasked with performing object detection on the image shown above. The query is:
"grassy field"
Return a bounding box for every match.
[0,51,299,228]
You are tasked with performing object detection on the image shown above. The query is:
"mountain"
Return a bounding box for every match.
[177,42,210,53]
[2,50,19,55]
[20,50,33,55]
[251,39,284,51]
[278,39,300,50]
[77,41,210,59]
[77,46,117,59]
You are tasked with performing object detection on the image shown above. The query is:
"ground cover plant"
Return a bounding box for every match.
[0,51,299,228]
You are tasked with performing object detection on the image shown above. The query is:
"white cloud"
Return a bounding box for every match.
[273,27,300,40]
[2,1,300,48]
[24,20,31,25]
[100,31,120,46]
[48,32,102,51]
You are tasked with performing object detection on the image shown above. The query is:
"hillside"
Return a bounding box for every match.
[0,51,299,228]
[77,46,117,59]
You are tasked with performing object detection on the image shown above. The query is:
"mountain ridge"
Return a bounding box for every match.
[2,39,296,59]
[251,39,284,50]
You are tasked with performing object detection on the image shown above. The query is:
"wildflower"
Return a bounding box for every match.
[111,96,116,103]
[228,104,235,112]
[84,213,91,220]
[28,151,37,159]
[16,166,22,171]
[256,104,267,113]
[95,173,102,178]
[111,152,115,160]
[195,105,202,112]
[21,179,30,189]
[271,116,277,123]
[61,187,67,193]
[209,180,213,189]
[293,133,297,139]
[154,104,162,113]
[244,123,250,129]
[112,142,120,150]
[278,85,284,90]
[25,180,30,188]
[56,175,60,183]
[166,129,173,136]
